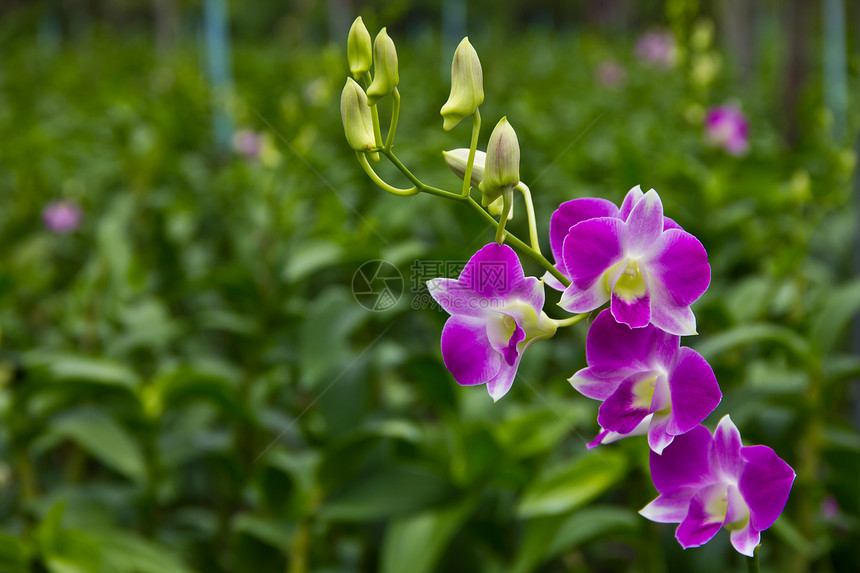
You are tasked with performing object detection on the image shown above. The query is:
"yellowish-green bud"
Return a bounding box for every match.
[347,17,373,77]
[366,28,399,105]
[486,194,513,220]
[440,37,484,131]
[341,77,375,152]
[478,117,520,206]
[442,148,485,188]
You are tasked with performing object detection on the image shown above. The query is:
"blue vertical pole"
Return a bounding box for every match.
[822,0,847,139]
[204,0,234,152]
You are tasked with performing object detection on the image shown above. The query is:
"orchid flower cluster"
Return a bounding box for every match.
[340,18,794,560]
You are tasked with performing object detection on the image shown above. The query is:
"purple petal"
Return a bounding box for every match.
[502,322,525,366]
[559,278,611,313]
[589,415,652,449]
[729,522,760,557]
[666,348,721,435]
[619,185,644,220]
[550,198,620,277]
[542,270,566,292]
[440,316,501,386]
[648,281,698,336]
[598,375,652,434]
[739,445,795,532]
[587,428,610,449]
[568,367,620,401]
[713,415,743,480]
[459,243,525,299]
[640,493,692,523]
[562,217,625,295]
[486,357,519,402]
[427,278,487,318]
[584,310,679,378]
[675,484,728,549]
[663,216,682,231]
[650,425,716,495]
[647,229,710,307]
[625,189,664,257]
[647,413,675,454]
[610,288,651,328]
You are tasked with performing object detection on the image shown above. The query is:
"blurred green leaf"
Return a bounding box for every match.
[380,499,475,573]
[694,323,811,362]
[810,280,860,355]
[46,410,146,484]
[24,352,140,389]
[517,450,627,518]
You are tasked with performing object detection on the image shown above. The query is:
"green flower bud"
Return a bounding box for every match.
[366,28,399,105]
[486,194,514,220]
[440,37,484,131]
[347,17,373,77]
[340,77,375,152]
[442,148,485,188]
[478,117,520,206]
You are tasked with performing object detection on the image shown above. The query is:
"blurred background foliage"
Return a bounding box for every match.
[0,0,859,571]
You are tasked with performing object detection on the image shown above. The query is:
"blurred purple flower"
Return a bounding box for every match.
[549,186,711,336]
[427,244,556,401]
[596,60,626,88]
[640,416,795,556]
[232,129,262,160]
[635,31,676,68]
[42,201,82,234]
[705,106,749,156]
[571,310,721,454]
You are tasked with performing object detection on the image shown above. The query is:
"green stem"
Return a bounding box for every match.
[552,313,588,328]
[747,548,759,573]
[382,150,464,199]
[462,109,481,197]
[384,88,400,150]
[516,182,541,255]
[361,72,384,151]
[356,152,418,196]
[495,187,513,244]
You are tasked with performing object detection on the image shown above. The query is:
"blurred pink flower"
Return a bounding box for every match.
[232,129,262,160]
[705,105,749,156]
[42,201,82,234]
[595,60,626,88]
[635,31,676,68]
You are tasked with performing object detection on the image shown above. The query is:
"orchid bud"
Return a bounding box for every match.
[442,148,485,188]
[440,37,484,131]
[347,17,373,77]
[479,117,520,206]
[341,77,375,152]
[487,194,514,220]
[366,28,399,105]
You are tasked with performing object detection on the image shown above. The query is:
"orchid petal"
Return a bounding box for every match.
[739,445,795,532]
[647,228,710,307]
[610,288,651,328]
[427,278,488,318]
[650,425,716,495]
[666,348,721,436]
[713,415,743,480]
[561,217,625,301]
[647,412,675,454]
[619,185,644,220]
[640,493,692,523]
[568,367,620,401]
[729,522,760,558]
[583,310,679,377]
[550,198,620,277]
[440,315,501,386]
[648,281,698,336]
[598,375,652,434]
[676,484,728,549]
[625,189,664,257]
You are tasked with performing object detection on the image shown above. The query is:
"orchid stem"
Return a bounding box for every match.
[382,150,464,199]
[462,109,481,197]
[552,314,588,328]
[746,548,760,573]
[384,88,400,150]
[516,182,541,255]
[356,152,418,196]
[495,188,513,244]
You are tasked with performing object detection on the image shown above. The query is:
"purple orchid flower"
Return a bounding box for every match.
[427,244,556,401]
[42,200,83,234]
[640,415,795,556]
[705,105,749,156]
[635,31,677,69]
[549,186,710,336]
[571,310,721,454]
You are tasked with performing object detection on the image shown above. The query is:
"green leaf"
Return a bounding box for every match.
[46,410,146,484]
[380,499,475,573]
[90,530,195,573]
[517,450,627,518]
[0,534,31,572]
[23,352,140,389]
[693,323,810,362]
[282,239,343,283]
[321,462,454,521]
[232,514,294,553]
[810,280,860,355]
[512,506,639,573]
